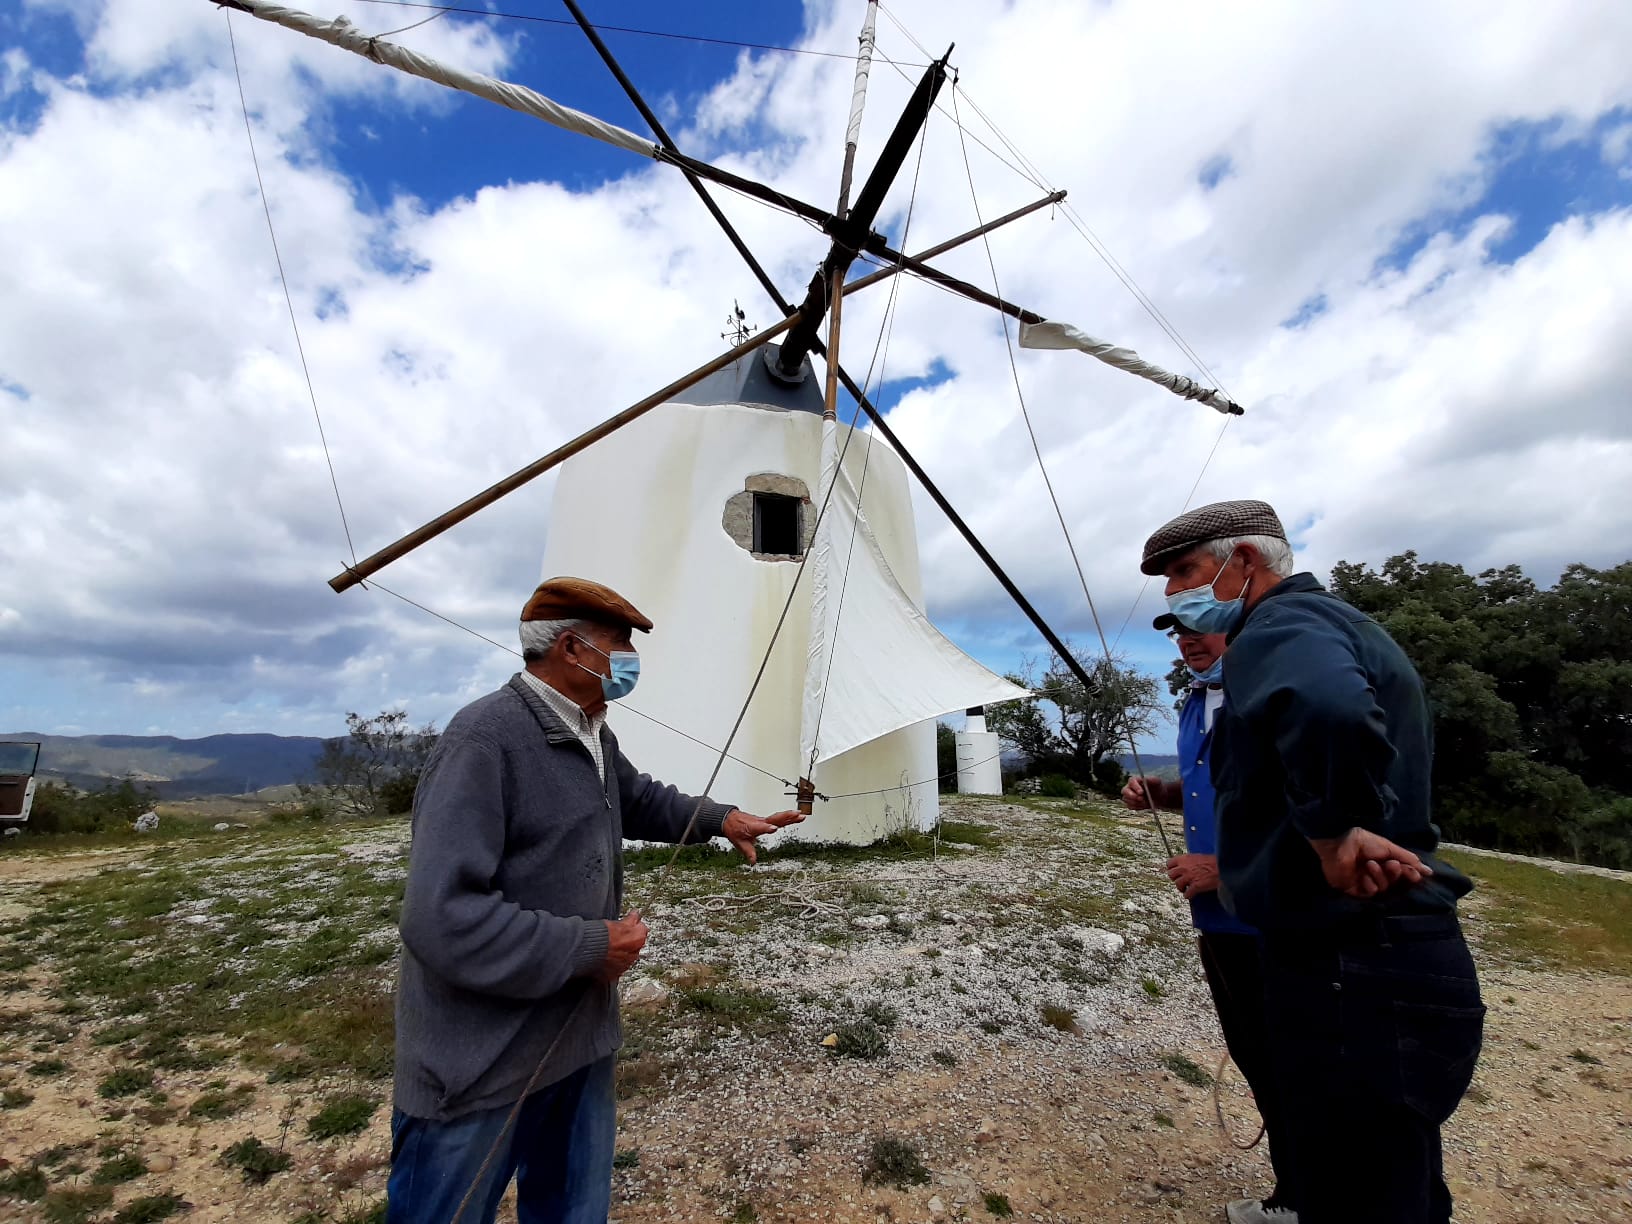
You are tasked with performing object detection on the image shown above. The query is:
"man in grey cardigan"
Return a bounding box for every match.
[388,576,801,1224]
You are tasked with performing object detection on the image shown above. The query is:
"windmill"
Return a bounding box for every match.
[215,0,1244,843]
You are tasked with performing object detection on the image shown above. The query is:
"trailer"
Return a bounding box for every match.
[0,741,41,826]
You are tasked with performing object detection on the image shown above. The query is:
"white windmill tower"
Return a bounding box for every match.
[541,322,1027,842]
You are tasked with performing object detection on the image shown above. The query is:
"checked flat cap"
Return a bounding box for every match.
[1140,499,1287,576]
[521,576,653,633]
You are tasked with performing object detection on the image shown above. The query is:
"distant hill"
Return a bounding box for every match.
[1119,753,1180,781]
[0,732,329,798]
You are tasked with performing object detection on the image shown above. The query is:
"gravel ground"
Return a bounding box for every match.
[1,796,1628,1223]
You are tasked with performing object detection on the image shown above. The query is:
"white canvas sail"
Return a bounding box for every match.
[798,416,842,774]
[799,434,1028,770]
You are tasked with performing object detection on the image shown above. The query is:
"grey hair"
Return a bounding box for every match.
[519,617,585,662]
[1200,534,1296,577]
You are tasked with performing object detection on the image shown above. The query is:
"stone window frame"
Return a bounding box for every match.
[722,473,816,561]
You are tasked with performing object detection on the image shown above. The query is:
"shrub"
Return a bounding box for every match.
[1160,1053,1213,1088]
[41,1186,112,1224]
[1037,774,1076,799]
[221,1137,292,1184]
[188,1085,255,1120]
[91,1153,147,1185]
[862,1136,930,1188]
[1091,757,1127,797]
[831,1019,889,1060]
[114,1195,188,1224]
[0,1164,49,1200]
[97,1067,154,1099]
[307,1095,378,1140]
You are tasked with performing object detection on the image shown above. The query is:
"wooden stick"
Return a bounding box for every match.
[328,314,797,592]
[822,267,845,422]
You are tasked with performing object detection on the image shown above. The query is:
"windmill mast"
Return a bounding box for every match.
[822,0,877,424]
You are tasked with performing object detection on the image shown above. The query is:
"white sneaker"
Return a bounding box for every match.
[1226,1199,1298,1224]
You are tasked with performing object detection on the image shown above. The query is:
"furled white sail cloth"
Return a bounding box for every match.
[1019,320,1243,415]
[799,433,1028,769]
[227,1,660,159]
[844,2,879,152]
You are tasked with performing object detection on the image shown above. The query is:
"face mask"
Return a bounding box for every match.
[1188,657,1224,685]
[572,637,640,701]
[1166,552,1251,635]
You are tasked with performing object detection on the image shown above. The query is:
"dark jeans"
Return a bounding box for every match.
[1197,931,1296,1209]
[1262,912,1484,1224]
[387,1056,616,1224]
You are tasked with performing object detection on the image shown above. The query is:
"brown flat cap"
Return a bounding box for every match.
[1140,499,1286,576]
[521,576,653,632]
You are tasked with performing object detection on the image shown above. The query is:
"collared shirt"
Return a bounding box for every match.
[1177,683,1256,936]
[518,670,606,783]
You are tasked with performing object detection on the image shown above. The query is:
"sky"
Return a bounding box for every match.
[2,0,1630,757]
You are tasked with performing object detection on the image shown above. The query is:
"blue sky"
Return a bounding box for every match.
[3,0,1631,765]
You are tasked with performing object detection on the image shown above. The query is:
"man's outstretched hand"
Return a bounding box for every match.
[722,808,805,865]
[1310,827,1434,899]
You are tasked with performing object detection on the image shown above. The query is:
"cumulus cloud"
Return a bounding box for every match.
[3,0,1630,740]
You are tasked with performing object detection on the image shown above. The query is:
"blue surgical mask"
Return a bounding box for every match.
[1166,553,1251,635]
[572,637,640,702]
[1188,657,1224,685]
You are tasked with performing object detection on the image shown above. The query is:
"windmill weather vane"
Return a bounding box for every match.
[720,300,757,346]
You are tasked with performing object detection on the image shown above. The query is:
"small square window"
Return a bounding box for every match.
[752,492,802,556]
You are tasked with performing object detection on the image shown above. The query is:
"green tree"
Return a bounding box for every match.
[985,648,1162,791]
[1331,553,1632,861]
[310,710,438,817]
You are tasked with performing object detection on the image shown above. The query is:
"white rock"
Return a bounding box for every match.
[134,811,159,832]
[1073,927,1126,959]
[927,1195,946,1217]
[622,979,670,1009]
[213,822,231,832]
[852,914,889,930]
[2,827,20,838]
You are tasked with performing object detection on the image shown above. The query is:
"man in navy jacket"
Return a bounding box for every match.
[1139,500,1483,1224]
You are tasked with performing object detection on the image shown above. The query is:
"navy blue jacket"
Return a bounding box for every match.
[1211,573,1471,931]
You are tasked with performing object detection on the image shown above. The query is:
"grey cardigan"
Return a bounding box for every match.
[393,675,732,1121]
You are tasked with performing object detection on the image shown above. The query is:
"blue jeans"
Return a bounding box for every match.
[387,1056,616,1224]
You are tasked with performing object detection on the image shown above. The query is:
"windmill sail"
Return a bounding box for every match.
[799,433,1027,769]
[223,0,659,158]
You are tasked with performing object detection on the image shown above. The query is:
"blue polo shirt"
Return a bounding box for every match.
[1177,684,1256,936]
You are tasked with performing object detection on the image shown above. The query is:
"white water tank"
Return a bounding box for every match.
[955,706,1003,795]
